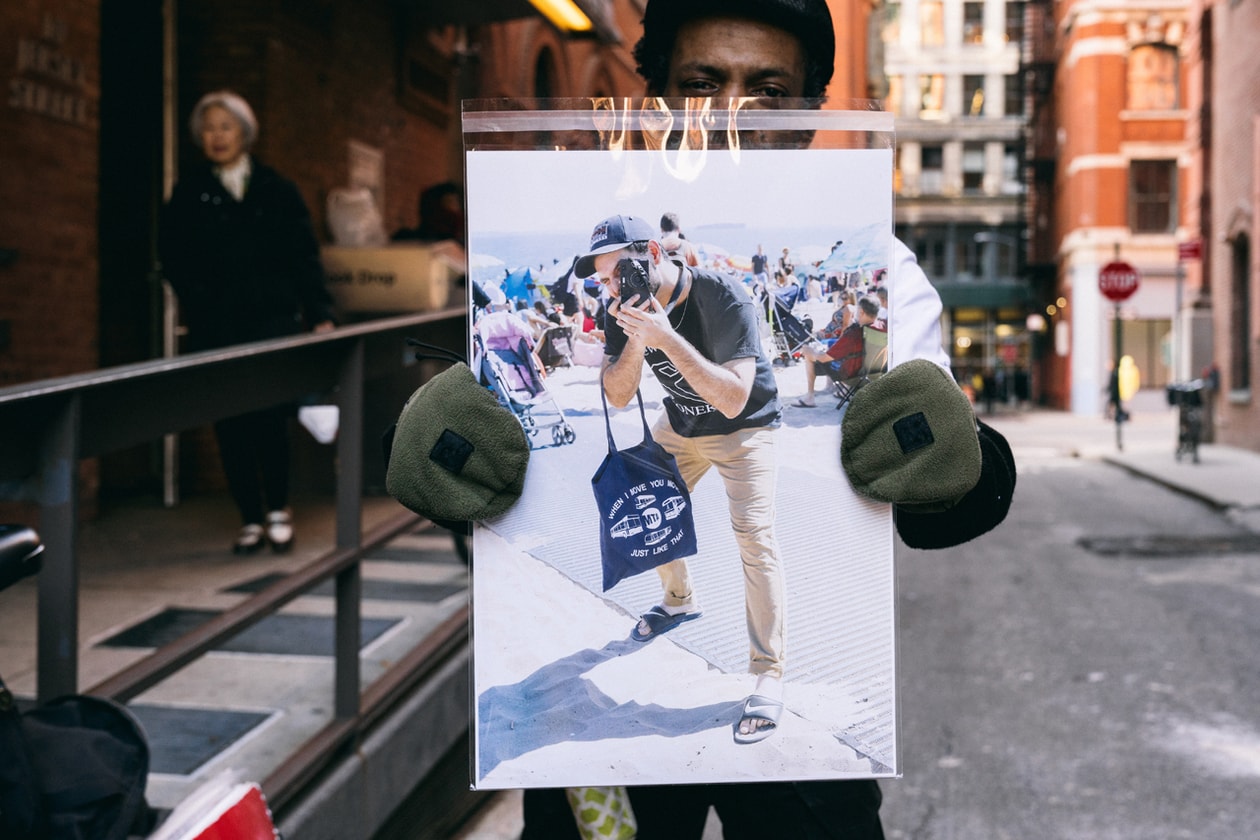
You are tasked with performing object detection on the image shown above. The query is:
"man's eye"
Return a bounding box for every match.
[679,78,719,94]
[751,85,790,98]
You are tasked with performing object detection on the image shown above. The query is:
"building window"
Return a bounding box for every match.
[963,2,985,44]
[1129,160,1177,232]
[534,47,558,98]
[1002,144,1022,194]
[963,144,986,193]
[398,30,453,124]
[964,75,986,116]
[899,226,948,278]
[1128,44,1179,110]
[923,237,947,278]
[1004,74,1023,116]
[883,2,901,43]
[921,145,944,193]
[954,227,985,279]
[919,74,945,116]
[1005,1,1024,44]
[885,74,903,116]
[920,0,944,46]
[1230,235,1252,391]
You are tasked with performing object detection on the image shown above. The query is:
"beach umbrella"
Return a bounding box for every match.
[502,266,533,303]
[695,242,732,269]
[793,244,831,265]
[469,252,505,269]
[818,222,890,273]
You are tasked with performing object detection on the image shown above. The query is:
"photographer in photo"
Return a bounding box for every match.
[579,213,788,747]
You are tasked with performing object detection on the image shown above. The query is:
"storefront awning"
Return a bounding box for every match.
[936,283,1032,310]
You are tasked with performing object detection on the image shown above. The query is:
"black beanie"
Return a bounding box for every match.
[894,420,1017,550]
[637,0,837,97]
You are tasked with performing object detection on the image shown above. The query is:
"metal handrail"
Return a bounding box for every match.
[0,306,465,707]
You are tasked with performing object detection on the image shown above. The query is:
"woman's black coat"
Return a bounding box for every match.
[159,159,335,352]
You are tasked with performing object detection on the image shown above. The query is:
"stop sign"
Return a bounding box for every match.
[1099,260,1140,302]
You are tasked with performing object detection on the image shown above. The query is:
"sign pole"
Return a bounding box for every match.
[1174,258,1184,380]
[1098,255,1140,451]
[1114,302,1124,451]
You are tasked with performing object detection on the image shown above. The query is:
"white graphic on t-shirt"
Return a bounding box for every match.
[646,352,716,417]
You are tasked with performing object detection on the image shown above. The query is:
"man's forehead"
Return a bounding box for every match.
[666,16,806,85]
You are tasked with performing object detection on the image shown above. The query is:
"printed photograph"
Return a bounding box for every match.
[467,138,900,789]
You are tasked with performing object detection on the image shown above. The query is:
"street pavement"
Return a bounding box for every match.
[454,390,1260,839]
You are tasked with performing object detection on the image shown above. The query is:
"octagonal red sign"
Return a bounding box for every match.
[1099,260,1140,302]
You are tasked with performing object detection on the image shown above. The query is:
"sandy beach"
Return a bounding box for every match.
[470,362,898,790]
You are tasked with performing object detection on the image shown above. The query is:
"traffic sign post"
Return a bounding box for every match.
[1099,261,1141,450]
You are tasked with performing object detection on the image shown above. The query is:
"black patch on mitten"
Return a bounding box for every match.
[430,429,474,475]
[893,412,934,454]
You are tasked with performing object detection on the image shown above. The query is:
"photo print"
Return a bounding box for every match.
[465,101,900,789]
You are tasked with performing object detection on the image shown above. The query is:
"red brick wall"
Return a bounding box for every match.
[1210,0,1260,448]
[0,0,101,386]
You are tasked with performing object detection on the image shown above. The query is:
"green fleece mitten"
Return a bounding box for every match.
[385,363,529,522]
[841,358,982,507]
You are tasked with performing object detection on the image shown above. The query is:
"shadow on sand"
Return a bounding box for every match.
[477,636,741,776]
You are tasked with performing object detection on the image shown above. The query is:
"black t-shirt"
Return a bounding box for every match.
[605,266,781,437]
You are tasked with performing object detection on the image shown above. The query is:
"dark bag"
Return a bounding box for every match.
[591,385,698,592]
[0,678,155,840]
[0,679,45,839]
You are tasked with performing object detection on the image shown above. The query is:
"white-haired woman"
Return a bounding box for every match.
[159,90,335,555]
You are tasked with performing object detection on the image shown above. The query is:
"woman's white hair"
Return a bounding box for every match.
[189,90,258,150]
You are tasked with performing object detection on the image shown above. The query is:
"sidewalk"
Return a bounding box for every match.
[976,394,1260,533]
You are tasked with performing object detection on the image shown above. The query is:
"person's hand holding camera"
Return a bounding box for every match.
[611,258,676,350]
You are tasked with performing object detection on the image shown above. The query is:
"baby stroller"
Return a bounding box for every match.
[536,323,576,372]
[762,288,814,365]
[476,335,577,448]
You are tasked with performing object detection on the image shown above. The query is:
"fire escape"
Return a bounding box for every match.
[1021,0,1058,303]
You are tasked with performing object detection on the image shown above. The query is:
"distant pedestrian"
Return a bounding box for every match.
[160,90,336,555]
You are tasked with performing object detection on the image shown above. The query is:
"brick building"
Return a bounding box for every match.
[1192,0,1260,448]
[1039,0,1195,414]
[877,0,1034,403]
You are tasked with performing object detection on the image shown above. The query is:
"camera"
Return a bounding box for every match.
[616,257,652,307]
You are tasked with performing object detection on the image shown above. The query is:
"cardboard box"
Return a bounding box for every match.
[321,242,462,313]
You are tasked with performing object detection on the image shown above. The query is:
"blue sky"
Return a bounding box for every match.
[466,147,893,241]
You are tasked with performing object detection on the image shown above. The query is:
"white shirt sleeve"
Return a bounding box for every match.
[889,237,951,373]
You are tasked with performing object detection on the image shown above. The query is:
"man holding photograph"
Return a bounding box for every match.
[578,213,788,746]
[523,0,1016,836]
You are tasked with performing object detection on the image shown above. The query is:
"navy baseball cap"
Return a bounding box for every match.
[574,214,655,278]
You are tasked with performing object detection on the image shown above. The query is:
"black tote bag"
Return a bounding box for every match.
[591,384,698,591]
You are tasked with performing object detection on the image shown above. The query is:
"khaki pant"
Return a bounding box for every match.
[651,418,785,678]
